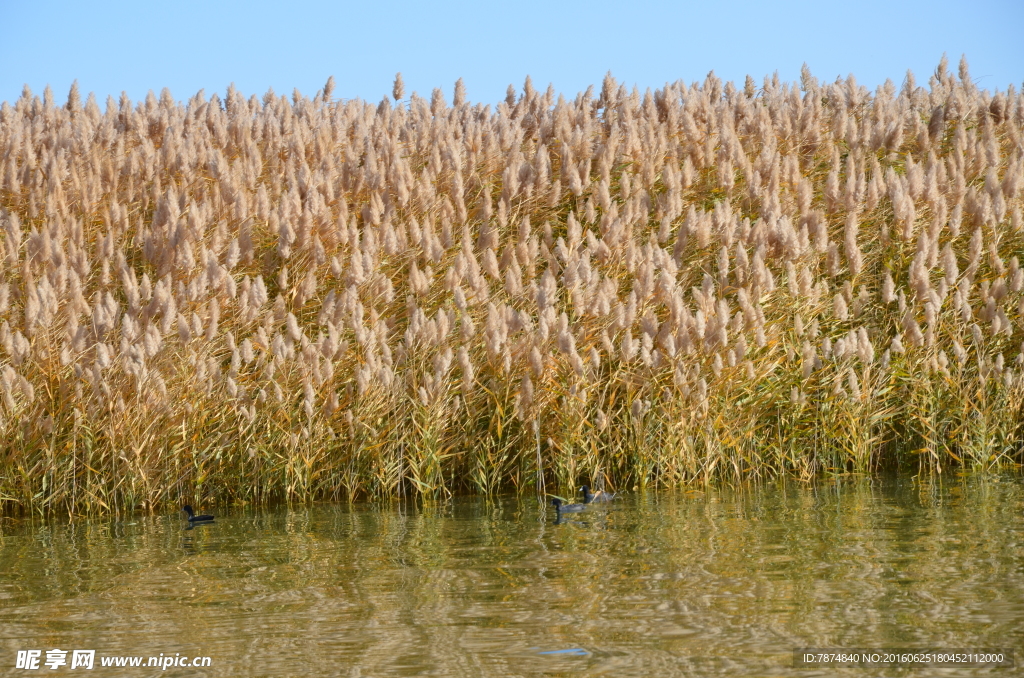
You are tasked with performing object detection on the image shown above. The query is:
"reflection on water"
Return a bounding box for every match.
[2,476,1023,676]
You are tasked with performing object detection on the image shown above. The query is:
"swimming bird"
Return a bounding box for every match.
[580,486,615,503]
[182,505,214,522]
[551,498,586,513]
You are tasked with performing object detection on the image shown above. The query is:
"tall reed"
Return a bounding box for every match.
[1,57,1023,514]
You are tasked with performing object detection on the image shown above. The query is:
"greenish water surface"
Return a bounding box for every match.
[2,476,1023,676]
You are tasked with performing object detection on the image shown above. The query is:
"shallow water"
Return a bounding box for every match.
[2,476,1023,677]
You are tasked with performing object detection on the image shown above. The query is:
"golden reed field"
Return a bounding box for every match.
[1,56,1022,513]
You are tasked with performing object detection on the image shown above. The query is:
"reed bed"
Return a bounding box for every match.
[1,57,1023,514]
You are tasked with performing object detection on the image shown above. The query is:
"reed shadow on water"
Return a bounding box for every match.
[0,475,1022,676]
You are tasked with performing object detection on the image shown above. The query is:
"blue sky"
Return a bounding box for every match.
[1,0,1022,107]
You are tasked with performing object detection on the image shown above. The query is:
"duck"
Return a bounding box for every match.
[551,498,586,513]
[182,505,215,523]
[580,485,615,503]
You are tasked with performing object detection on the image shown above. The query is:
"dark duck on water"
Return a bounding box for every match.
[551,498,586,513]
[580,486,616,503]
[182,505,215,523]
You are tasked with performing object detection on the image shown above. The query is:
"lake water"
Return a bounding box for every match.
[2,476,1022,676]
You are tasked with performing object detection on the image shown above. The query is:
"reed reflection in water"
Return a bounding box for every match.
[1,476,1023,676]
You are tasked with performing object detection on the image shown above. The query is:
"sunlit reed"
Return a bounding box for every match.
[1,56,1022,513]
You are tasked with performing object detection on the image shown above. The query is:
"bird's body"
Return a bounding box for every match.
[580,486,615,503]
[551,498,586,513]
[182,505,214,522]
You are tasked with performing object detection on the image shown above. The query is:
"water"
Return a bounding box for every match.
[2,476,1023,676]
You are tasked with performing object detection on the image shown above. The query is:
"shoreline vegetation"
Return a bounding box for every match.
[1,57,1023,515]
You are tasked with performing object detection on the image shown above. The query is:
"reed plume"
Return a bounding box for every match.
[1,58,1023,514]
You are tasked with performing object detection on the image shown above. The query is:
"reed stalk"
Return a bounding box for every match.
[1,59,1023,514]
